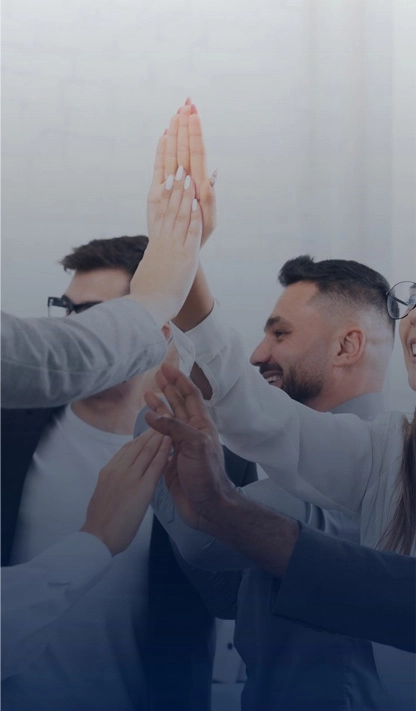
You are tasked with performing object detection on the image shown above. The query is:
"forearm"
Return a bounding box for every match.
[1,532,111,679]
[1,300,166,408]
[274,526,416,652]
[200,490,300,579]
[172,264,214,333]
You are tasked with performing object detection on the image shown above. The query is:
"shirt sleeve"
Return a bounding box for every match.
[272,525,416,653]
[1,299,166,409]
[172,306,379,516]
[1,532,112,679]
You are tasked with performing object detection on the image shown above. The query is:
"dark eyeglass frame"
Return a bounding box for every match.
[386,281,416,320]
[47,295,103,316]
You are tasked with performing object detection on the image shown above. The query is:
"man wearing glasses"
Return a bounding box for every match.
[1,235,254,711]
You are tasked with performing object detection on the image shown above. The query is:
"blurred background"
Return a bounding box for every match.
[2,0,415,413]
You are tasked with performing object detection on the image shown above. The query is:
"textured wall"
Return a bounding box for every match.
[2,0,415,411]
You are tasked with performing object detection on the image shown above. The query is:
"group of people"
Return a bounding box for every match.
[2,99,415,711]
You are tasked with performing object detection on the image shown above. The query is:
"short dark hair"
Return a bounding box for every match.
[278,255,394,334]
[60,235,149,277]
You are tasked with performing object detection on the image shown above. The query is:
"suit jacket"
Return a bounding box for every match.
[1,407,257,711]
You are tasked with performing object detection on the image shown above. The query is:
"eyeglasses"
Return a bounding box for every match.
[47,296,102,317]
[386,281,416,320]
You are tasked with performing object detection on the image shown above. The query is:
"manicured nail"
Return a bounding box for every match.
[192,198,198,211]
[209,169,218,187]
[165,175,174,190]
[184,175,191,190]
[175,165,184,181]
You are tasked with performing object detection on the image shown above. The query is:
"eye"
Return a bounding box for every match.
[273,329,288,339]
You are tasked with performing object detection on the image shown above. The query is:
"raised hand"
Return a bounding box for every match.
[130,168,202,327]
[148,99,216,246]
[81,430,171,555]
[144,363,234,530]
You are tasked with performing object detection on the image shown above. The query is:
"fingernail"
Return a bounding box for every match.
[192,198,198,211]
[175,165,184,181]
[191,104,198,115]
[185,96,192,105]
[209,169,218,187]
[163,128,168,135]
[176,108,181,114]
[165,175,174,190]
[184,175,191,190]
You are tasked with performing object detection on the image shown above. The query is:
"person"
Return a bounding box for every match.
[2,220,254,711]
[149,263,416,708]
[1,159,207,711]
[146,106,398,709]
[1,139,202,410]
[2,429,170,681]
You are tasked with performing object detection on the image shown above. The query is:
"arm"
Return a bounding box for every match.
[1,301,166,409]
[172,309,386,515]
[1,533,111,680]
[152,475,355,571]
[274,525,416,653]
[2,428,170,679]
[2,128,204,410]
[145,374,416,653]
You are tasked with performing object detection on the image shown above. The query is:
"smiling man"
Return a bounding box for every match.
[155,254,397,710]
[249,255,393,412]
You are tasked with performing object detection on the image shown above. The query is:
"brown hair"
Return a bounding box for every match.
[60,235,148,276]
[381,412,416,555]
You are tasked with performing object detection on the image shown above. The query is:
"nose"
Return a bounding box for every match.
[250,336,272,366]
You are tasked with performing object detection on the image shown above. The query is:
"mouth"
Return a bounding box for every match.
[260,370,283,387]
[410,340,416,359]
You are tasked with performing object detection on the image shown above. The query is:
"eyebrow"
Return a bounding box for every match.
[264,316,292,333]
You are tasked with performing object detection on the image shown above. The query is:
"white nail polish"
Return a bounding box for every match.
[175,165,184,181]
[184,175,191,190]
[165,175,174,190]
[192,198,198,211]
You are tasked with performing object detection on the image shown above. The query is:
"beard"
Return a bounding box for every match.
[260,360,325,406]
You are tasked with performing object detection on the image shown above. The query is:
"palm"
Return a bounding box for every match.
[147,102,216,245]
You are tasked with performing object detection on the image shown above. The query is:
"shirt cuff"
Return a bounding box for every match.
[30,532,112,598]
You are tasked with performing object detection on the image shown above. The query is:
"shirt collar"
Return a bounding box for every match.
[330,392,384,419]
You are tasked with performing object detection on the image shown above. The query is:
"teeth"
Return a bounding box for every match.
[412,344,416,356]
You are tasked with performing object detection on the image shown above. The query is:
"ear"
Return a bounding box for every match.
[333,328,365,367]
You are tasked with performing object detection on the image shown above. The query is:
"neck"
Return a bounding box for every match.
[70,370,161,435]
[71,398,141,435]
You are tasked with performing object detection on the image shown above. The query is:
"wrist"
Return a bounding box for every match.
[125,293,173,330]
[197,486,243,536]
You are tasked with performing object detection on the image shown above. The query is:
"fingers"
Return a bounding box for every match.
[103,429,155,471]
[128,430,168,472]
[165,114,179,177]
[145,410,206,448]
[151,134,167,189]
[135,434,171,489]
[177,104,191,174]
[189,108,208,191]
[144,390,172,417]
[160,363,207,419]
[104,429,169,477]
[153,372,191,423]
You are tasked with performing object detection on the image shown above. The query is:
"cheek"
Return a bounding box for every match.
[399,320,408,354]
